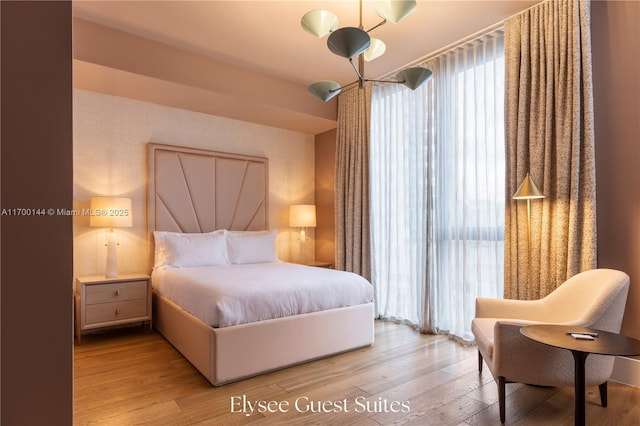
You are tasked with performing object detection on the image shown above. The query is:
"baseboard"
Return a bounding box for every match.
[610,356,640,388]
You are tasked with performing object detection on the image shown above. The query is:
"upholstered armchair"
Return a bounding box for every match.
[471,269,630,423]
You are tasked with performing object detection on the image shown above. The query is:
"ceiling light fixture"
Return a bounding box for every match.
[302,0,432,102]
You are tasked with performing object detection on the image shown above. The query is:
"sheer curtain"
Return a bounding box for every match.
[370,80,432,324]
[370,31,505,341]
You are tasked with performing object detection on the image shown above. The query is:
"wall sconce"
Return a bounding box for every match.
[90,197,132,278]
[289,204,317,264]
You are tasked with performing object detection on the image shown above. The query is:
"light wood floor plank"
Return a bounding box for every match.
[74,321,639,425]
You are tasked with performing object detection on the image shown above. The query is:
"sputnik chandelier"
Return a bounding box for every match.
[301,0,433,102]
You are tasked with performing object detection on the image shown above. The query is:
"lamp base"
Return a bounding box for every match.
[299,228,307,264]
[105,230,118,278]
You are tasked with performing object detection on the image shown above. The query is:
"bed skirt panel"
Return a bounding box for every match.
[214,302,374,384]
[153,291,374,386]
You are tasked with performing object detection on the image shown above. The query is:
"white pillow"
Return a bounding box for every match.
[225,229,278,264]
[153,230,228,268]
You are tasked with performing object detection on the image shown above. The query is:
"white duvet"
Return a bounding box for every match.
[152,262,373,327]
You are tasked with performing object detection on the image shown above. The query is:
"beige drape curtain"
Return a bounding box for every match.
[335,84,372,281]
[504,0,597,300]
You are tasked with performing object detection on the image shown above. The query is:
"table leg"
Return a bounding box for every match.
[571,350,589,426]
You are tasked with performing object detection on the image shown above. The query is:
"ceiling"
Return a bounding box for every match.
[72,1,541,134]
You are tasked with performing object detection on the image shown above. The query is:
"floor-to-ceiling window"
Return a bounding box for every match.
[370,30,505,341]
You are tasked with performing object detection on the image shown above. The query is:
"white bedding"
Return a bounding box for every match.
[152,262,373,327]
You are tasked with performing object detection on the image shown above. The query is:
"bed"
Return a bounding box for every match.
[148,143,375,385]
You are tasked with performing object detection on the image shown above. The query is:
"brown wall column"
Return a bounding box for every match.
[1,1,74,423]
[315,129,337,266]
[592,0,640,340]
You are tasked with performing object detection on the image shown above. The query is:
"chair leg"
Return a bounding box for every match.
[478,351,483,373]
[498,376,506,423]
[599,381,608,407]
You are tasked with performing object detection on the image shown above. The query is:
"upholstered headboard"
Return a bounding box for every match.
[148,143,268,233]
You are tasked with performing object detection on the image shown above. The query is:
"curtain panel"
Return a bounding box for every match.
[335,84,372,281]
[504,0,597,300]
[370,81,432,326]
[370,32,505,341]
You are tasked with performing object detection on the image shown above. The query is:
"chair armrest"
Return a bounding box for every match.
[475,297,546,320]
[491,320,578,386]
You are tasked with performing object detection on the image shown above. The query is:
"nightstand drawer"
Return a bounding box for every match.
[85,299,148,325]
[85,280,147,304]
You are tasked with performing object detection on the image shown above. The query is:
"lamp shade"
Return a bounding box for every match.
[396,67,433,90]
[364,38,386,62]
[289,204,317,227]
[90,197,133,228]
[376,0,417,24]
[327,27,371,59]
[513,173,545,199]
[301,9,339,38]
[308,81,341,102]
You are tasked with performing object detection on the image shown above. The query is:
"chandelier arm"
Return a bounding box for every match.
[337,79,361,92]
[366,19,387,33]
[363,78,404,84]
[348,58,365,82]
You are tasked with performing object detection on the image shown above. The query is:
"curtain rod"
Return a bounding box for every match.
[376,0,545,81]
[377,20,504,81]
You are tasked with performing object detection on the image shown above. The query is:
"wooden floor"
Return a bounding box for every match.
[74,321,639,425]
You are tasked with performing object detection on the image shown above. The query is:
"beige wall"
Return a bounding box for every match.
[315,129,337,265]
[73,90,316,277]
[592,0,640,342]
[73,18,337,135]
[1,1,74,423]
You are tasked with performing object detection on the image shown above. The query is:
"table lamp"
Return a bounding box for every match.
[90,197,133,278]
[289,204,316,264]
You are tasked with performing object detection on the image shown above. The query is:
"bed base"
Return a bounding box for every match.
[153,291,374,385]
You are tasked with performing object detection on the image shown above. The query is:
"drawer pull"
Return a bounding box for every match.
[115,309,120,316]
[115,289,120,296]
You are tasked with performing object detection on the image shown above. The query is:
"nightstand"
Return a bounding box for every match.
[306,261,333,269]
[75,274,151,344]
